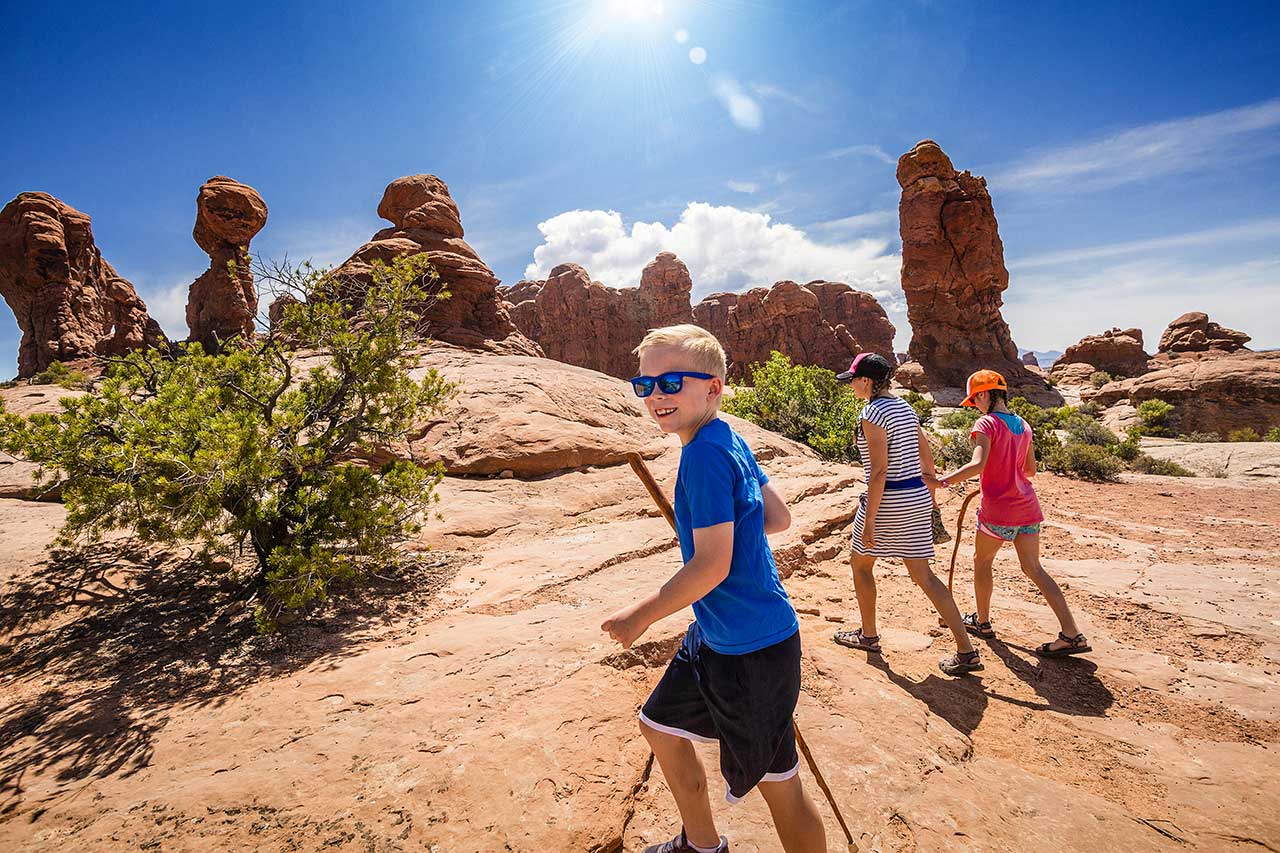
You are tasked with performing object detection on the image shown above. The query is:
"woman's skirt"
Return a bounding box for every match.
[851,485,935,559]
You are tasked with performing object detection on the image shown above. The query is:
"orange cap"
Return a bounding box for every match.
[961,369,1008,407]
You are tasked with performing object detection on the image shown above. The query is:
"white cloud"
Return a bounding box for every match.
[809,209,898,233]
[750,82,819,113]
[820,144,896,165]
[522,203,902,307]
[711,75,762,131]
[1008,219,1280,270]
[991,97,1280,192]
[725,180,759,194]
[136,279,193,340]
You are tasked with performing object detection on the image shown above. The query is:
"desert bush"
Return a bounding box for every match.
[30,360,89,389]
[1267,427,1280,442]
[724,352,865,463]
[1076,401,1103,419]
[937,407,981,430]
[1089,370,1113,389]
[0,254,456,632]
[1135,399,1175,437]
[1111,430,1141,462]
[1227,427,1262,442]
[1042,441,1123,482]
[902,391,934,423]
[930,431,974,470]
[1063,412,1119,447]
[1178,431,1221,443]
[1131,454,1196,477]
[0,380,16,389]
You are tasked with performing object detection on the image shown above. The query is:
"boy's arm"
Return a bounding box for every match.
[761,482,791,534]
[602,522,733,648]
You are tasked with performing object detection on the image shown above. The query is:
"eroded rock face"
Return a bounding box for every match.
[1022,352,1039,367]
[1158,311,1251,355]
[333,175,539,355]
[692,280,895,380]
[896,140,1054,401]
[1086,351,1280,437]
[0,192,164,377]
[1050,327,1151,383]
[187,177,268,351]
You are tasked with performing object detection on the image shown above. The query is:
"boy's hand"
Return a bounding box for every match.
[860,520,876,550]
[602,602,651,649]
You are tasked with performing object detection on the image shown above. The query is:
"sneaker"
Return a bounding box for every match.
[642,828,729,853]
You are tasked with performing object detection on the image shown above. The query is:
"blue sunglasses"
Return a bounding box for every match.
[630,371,715,398]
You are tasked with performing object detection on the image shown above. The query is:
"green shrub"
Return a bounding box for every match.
[1267,427,1280,442]
[0,254,456,632]
[1227,427,1262,442]
[1177,431,1221,443]
[30,360,89,389]
[1136,399,1175,437]
[0,380,16,390]
[724,352,865,463]
[1089,370,1113,389]
[937,407,981,430]
[1042,441,1123,482]
[1063,412,1118,446]
[931,431,974,470]
[1131,454,1196,477]
[1111,430,1141,462]
[1076,401,1103,419]
[902,391,934,423]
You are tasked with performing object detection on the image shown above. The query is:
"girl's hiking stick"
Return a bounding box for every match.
[937,486,980,627]
[625,452,861,853]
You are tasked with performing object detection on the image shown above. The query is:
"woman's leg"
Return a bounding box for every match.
[1011,534,1083,650]
[972,528,1004,623]
[903,558,975,654]
[850,554,879,638]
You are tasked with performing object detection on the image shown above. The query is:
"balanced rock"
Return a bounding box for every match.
[1158,311,1250,355]
[187,177,267,351]
[1021,352,1039,367]
[0,192,164,378]
[692,280,895,380]
[334,175,538,355]
[1050,327,1151,383]
[896,140,1055,402]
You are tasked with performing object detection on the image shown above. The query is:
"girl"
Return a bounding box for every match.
[934,370,1090,657]
[832,353,982,676]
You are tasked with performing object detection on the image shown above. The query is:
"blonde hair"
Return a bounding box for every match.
[633,324,727,379]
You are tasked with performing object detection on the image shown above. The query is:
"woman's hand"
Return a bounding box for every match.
[860,519,876,550]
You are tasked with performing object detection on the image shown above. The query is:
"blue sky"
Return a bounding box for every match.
[3,0,1279,377]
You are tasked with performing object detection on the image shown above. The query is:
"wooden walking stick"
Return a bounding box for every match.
[937,487,980,627]
[625,452,861,852]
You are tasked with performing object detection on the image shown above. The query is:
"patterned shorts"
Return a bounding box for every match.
[977,520,1042,542]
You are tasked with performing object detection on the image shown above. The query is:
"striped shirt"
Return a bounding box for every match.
[856,396,923,481]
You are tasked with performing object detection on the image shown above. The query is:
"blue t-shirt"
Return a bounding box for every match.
[673,418,799,654]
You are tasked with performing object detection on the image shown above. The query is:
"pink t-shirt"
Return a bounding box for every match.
[971,413,1044,526]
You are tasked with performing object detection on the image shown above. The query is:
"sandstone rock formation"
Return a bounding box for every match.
[1157,311,1251,355]
[692,280,896,380]
[1087,350,1280,437]
[0,192,164,377]
[1022,351,1039,367]
[186,177,268,351]
[333,175,538,355]
[1050,327,1151,383]
[896,140,1055,402]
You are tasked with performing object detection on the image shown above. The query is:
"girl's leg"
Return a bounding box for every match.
[1011,534,1083,650]
[757,774,827,853]
[850,554,879,638]
[903,558,975,654]
[972,529,1004,623]
[640,722,721,848]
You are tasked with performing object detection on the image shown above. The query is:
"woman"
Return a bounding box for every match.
[831,353,982,676]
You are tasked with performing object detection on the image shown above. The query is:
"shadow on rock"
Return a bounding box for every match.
[867,656,990,736]
[0,539,458,820]
[980,637,1115,717]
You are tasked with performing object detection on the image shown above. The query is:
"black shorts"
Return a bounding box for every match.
[640,622,801,803]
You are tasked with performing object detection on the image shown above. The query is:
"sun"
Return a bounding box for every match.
[607,0,665,23]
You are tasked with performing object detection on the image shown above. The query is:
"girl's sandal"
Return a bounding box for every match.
[1035,632,1092,658]
[962,613,996,639]
[939,649,984,675]
[834,627,881,653]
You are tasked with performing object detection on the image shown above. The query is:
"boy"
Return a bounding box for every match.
[932,370,1091,657]
[601,325,826,853]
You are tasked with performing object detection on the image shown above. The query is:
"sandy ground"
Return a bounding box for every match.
[1,426,1278,852]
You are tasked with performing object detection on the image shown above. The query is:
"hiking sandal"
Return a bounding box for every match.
[833,627,881,653]
[939,649,984,676]
[962,613,995,639]
[643,828,729,853]
[1035,632,1092,658]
